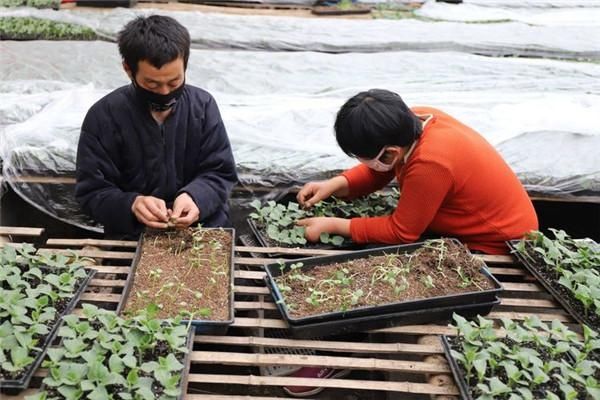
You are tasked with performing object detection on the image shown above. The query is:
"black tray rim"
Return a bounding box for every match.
[440,335,473,400]
[36,320,195,400]
[286,296,500,339]
[1,266,96,391]
[507,239,592,329]
[117,227,236,329]
[265,239,503,325]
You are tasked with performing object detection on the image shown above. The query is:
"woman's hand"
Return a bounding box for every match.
[296,176,350,208]
[296,217,351,242]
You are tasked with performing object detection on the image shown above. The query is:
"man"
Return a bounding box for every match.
[75,15,237,238]
[297,89,538,255]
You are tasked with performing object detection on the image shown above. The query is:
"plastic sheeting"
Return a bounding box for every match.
[1,1,600,232]
[417,1,600,26]
[2,39,599,231]
[1,6,599,59]
[461,1,600,8]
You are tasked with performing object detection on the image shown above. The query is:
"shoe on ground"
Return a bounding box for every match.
[283,366,350,398]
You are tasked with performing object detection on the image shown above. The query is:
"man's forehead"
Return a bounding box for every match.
[137,58,184,79]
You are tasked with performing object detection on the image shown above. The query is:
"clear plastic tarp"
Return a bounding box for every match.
[1,0,599,232]
[1,6,599,58]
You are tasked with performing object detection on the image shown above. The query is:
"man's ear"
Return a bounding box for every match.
[122,61,133,81]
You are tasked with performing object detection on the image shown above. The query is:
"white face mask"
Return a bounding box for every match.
[358,146,400,172]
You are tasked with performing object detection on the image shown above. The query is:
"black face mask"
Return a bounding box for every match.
[132,79,185,112]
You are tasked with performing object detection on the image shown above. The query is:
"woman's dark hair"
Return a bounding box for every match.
[334,89,422,159]
[118,15,191,76]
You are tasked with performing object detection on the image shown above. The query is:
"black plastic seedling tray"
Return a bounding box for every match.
[37,323,195,400]
[247,218,356,253]
[118,228,235,335]
[287,297,499,339]
[265,239,503,327]
[507,240,596,329]
[1,267,95,395]
[441,335,474,400]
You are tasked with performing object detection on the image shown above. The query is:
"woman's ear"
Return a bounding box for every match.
[382,146,405,162]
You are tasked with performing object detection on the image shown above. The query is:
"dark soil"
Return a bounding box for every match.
[448,336,584,399]
[276,239,493,318]
[518,241,600,330]
[0,265,88,382]
[123,228,232,321]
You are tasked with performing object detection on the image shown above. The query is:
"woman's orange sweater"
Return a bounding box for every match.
[341,106,538,255]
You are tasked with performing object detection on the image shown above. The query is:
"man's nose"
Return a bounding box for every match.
[155,85,171,95]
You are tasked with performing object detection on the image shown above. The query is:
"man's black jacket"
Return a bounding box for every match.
[75,84,238,238]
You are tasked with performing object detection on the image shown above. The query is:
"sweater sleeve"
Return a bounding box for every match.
[176,96,238,221]
[341,164,396,200]
[75,109,140,235]
[349,160,453,244]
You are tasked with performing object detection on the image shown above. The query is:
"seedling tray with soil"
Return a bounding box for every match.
[508,229,600,331]
[119,227,235,334]
[248,191,399,251]
[26,304,194,400]
[443,313,600,400]
[265,238,502,338]
[0,245,95,394]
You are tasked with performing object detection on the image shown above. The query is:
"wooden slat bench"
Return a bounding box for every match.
[3,236,575,399]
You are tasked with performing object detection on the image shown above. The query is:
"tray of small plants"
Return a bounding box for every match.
[264,238,503,338]
[25,303,194,400]
[0,244,95,394]
[247,190,399,250]
[118,227,235,334]
[508,228,600,331]
[443,313,600,400]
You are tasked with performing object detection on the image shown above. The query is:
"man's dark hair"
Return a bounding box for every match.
[118,15,191,76]
[334,89,422,159]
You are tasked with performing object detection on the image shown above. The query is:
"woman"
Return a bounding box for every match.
[296,89,538,255]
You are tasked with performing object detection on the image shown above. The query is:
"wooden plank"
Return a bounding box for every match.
[90,279,126,287]
[479,255,514,264]
[0,226,44,236]
[530,194,600,204]
[46,238,137,248]
[194,335,443,355]
[190,351,450,374]
[234,286,270,295]
[235,301,277,310]
[91,265,131,274]
[500,297,557,308]
[488,267,527,277]
[374,325,457,336]
[235,257,274,266]
[489,311,571,323]
[232,317,287,329]
[38,248,135,260]
[11,176,75,184]
[80,293,121,302]
[501,282,543,292]
[235,270,267,280]
[187,374,459,396]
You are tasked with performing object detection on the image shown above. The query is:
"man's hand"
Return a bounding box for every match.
[296,176,350,209]
[296,217,351,242]
[131,195,169,229]
[169,192,200,229]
